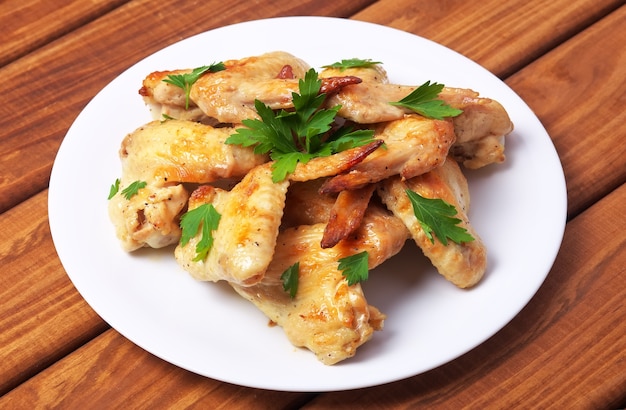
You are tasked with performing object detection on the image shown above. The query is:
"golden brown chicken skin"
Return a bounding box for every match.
[230,204,409,365]
[377,159,487,288]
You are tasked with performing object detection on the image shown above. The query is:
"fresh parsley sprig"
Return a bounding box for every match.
[406,189,474,245]
[108,178,121,199]
[322,58,382,71]
[108,180,147,200]
[338,251,370,286]
[226,68,378,182]
[162,62,226,109]
[121,180,147,200]
[390,81,463,120]
[179,203,221,262]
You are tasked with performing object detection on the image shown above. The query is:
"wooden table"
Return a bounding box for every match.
[1,0,624,407]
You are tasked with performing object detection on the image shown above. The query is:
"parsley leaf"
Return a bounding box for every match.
[162,62,226,109]
[179,203,221,262]
[405,189,475,246]
[120,180,147,200]
[322,58,382,71]
[390,81,463,120]
[226,69,377,182]
[281,262,300,299]
[338,251,370,286]
[108,178,120,199]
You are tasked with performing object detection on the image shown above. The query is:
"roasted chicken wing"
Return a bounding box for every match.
[118,119,268,185]
[320,115,456,193]
[175,163,289,286]
[230,204,409,364]
[377,159,487,288]
[108,183,188,252]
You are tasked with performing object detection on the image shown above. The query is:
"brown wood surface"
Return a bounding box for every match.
[1,0,624,407]
[0,0,130,67]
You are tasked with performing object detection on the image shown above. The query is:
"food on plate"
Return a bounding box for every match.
[175,162,288,286]
[230,203,408,365]
[108,51,514,364]
[317,114,456,193]
[377,159,486,288]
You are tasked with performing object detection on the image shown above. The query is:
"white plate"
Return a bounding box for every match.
[48,16,567,392]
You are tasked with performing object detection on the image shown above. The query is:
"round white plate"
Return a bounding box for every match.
[48,16,567,392]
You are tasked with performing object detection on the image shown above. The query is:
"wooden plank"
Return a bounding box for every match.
[303,183,626,408]
[0,329,315,408]
[0,0,375,215]
[353,0,622,78]
[0,0,129,67]
[506,6,626,217]
[0,191,108,395]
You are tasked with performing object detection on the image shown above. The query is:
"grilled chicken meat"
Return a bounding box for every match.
[108,183,188,252]
[377,159,486,288]
[109,119,267,251]
[117,119,268,185]
[175,162,289,286]
[320,115,456,193]
[230,204,409,365]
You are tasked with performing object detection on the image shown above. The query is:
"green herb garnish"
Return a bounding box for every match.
[390,81,463,120]
[108,178,120,199]
[322,58,382,71]
[179,203,221,262]
[120,180,147,200]
[281,262,300,299]
[226,68,377,182]
[406,189,474,245]
[338,251,370,286]
[162,62,226,109]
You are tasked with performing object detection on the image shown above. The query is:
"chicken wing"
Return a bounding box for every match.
[118,119,268,185]
[175,162,289,286]
[324,81,513,168]
[320,115,456,194]
[377,159,487,288]
[230,204,409,365]
[108,182,188,252]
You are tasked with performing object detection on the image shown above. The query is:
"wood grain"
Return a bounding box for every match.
[353,0,623,78]
[0,0,375,215]
[506,6,626,218]
[0,329,314,409]
[303,183,626,409]
[0,191,108,395]
[0,0,129,67]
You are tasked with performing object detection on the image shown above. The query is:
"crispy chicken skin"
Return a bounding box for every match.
[377,159,487,288]
[175,163,289,286]
[230,204,408,365]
